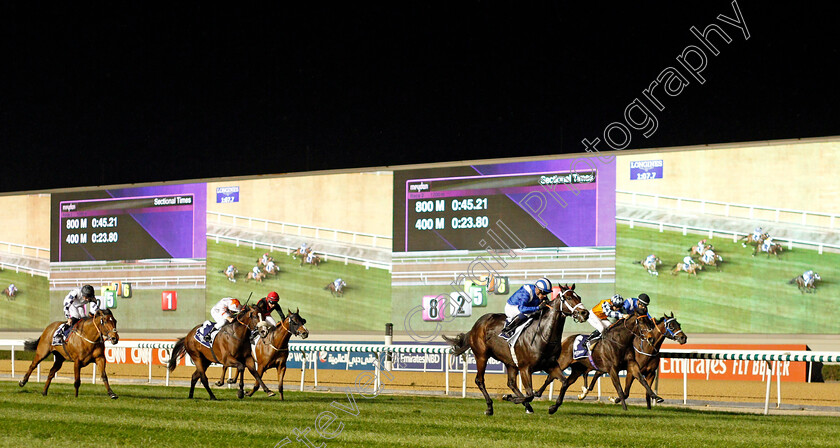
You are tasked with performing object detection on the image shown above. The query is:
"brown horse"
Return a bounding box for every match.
[300,253,321,268]
[789,274,820,293]
[671,261,703,277]
[19,309,120,398]
[246,309,309,399]
[533,314,657,412]
[292,246,311,260]
[167,305,273,399]
[698,250,723,270]
[2,286,16,300]
[263,261,280,275]
[324,280,345,297]
[443,284,589,415]
[740,232,769,248]
[580,313,687,409]
[634,256,662,276]
[246,269,266,282]
[688,243,714,256]
[757,241,784,258]
[257,253,274,267]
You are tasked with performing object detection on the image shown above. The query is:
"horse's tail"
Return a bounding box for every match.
[632,260,641,264]
[167,337,187,372]
[442,332,471,356]
[23,337,40,351]
[788,276,799,285]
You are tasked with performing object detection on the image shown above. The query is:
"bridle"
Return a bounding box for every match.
[266,314,308,352]
[555,288,586,320]
[75,313,118,345]
[633,316,683,356]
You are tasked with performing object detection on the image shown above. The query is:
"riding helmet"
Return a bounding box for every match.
[267,291,280,303]
[637,293,651,306]
[81,284,95,298]
[534,277,552,294]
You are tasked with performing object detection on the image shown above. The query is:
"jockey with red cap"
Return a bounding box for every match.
[255,291,284,327]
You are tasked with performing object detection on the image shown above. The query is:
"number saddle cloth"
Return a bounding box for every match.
[51,321,82,346]
[504,315,534,367]
[194,321,223,349]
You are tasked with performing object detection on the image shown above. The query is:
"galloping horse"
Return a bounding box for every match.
[292,246,311,260]
[167,306,273,399]
[580,313,687,409]
[443,284,589,415]
[325,280,346,297]
[300,253,321,268]
[758,241,784,258]
[671,261,703,277]
[689,243,714,256]
[224,266,238,282]
[740,232,768,248]
[246,309,309,399]
[634,256,662,276]
[2,286,16,300]
[533,314,658,412]
[257,253,274,267]
[263,261,280,275]
[698,250,723,270]
[246,270,266,282]
[19,309,120,398]
[789,274,820,293]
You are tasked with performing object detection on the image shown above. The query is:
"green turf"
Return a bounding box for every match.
[207,239,391,331]
[392,282,616,336]
[1,381,837,448]
[0,269,49,329]
[616,223,840,333]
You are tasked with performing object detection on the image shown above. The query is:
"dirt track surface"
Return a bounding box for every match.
[4,360,839,413]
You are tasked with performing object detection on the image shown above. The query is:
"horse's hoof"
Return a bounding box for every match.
[655,396,664,403]
[501,394,510,401]
[548,405,558,415]
[18,381,25,387]
[245,390,255,397]
[237,391,244,399]
[110,394,118,400]
[485,409,494,416]
[214,380,224,387]
[533,391,542,398]
[525,408,534,415]
[577,394,586,400]
[227,378,237,384]
[266,391,276,398]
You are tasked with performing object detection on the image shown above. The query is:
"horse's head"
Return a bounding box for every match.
[284,308,309,339]
[237,306,267,337]
[95,309,119,344]
[553,283,588,323]
[631,315,657,346]
[662,312,687,344]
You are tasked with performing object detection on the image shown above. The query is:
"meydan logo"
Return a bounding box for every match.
[409,182,430,192]
[629,160,663,171]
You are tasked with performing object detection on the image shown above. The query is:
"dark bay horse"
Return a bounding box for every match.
[443,284,588,415]
[580,313,687,409]
[167,306,273,399]
[789,274,820,293]
[19,309,120,398]
[533,314,657,412]
[324,280,345,297]
[246,309,309,399]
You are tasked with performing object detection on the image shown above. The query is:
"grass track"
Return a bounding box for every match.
[2,381,838,448]
[207,239,391,331]
[0,269,49,328]
[616,224,840,333]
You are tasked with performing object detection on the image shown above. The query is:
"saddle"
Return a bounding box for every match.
[194,321,222,349]
[52,320,82,346]
[573,335,591,359]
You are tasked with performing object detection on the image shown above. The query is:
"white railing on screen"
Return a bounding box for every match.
[0,240,49,260]
[0,261,49,277]
[208,211,392,249]
[48,276,206,289]
[393,248,615,265]
[0,339,836,414]
[617,190,839,229]
[617,216,840,254]
[207,233,391,271]
[391,267,615,285]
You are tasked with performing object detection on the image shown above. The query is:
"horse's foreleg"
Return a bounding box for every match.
[473,356,494,416]
[277,361,288,400]
[245,356,274,397]
[73,360,82,398]
[608,367,628,411]
[580,370,601,400]
[549,362,585,414]
[627,361,662,404]
[517,369,536,413]
[503,366,526,403]
[195,357,216,400]
[42,356,64,396]
[533,366,559,398]
[95,356,117,399]
[215,366,227,386]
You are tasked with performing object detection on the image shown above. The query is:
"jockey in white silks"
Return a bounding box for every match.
[702,249,718,264]
[683,256,696,270]
[761,237,776,252]
[210,297,242,330]
[802,270,820,287]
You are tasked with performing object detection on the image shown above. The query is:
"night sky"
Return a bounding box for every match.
[1,2,837,193]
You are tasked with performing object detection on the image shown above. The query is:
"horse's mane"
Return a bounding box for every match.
[97,308,113,317]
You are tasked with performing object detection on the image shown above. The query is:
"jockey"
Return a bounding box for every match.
[696,239,707,253]
[682,255,696,270]
[7,283,17,296]
[305,251,315,264]
[225,264,237,282]
[498,277,552,340]
[55,285,99,344]
[265,260,277,272]
[334,278,345,292]
[753,227,763,240]
[617,293,651,318]
[299,242,308,254]
[587,294,625,342]
[644,254,657,265]
[252,265,262,277]
[761,237,776,252]
[803,270,820,286]
[210,297,242,330]
[255,291,283,327]
[702,249,716,264]
[261,253,272,265]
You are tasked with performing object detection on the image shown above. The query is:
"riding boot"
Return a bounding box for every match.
[53,323,67,345]
[589,330,601,342]
[499,314,527,340]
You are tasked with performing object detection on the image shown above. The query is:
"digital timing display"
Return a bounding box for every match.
[399,169,599,252]
[51,186,206,262]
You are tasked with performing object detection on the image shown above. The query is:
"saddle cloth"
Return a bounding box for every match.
[194,321,222,349]
[505,316,533,367]
[573,335,591,360]
[51,321,80,346]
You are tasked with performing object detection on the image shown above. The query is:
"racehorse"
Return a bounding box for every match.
[688,244,714,256]
[292,246,311,260]
[532,314,658,412]
[325,280,346,297]
[757,242,784,258]
[263,261,280,275]
[245,309,309,399]
[579,313,687,409]
[740,232,768,248]
[443,284,589,415]
[698,250,724,270]
[789,274,820,293]
[19,309,120,398]
[257,254,274,267]
[300,253,321,268]
[671,261,703,277]
[246,270,266,282]
[2,286,16,300]
[634,256,662,276]
[224,266,238,282]
[167,305,274,400]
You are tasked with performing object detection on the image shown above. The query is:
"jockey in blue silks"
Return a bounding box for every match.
[498,277,552,340]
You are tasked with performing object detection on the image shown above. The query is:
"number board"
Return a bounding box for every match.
[449,291,472,317]
[464,283,488,307]
[161,291,177,311]
[100,286,117,309]
[421,295,445,321]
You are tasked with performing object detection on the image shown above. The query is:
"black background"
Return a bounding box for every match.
[1,2,837,193]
